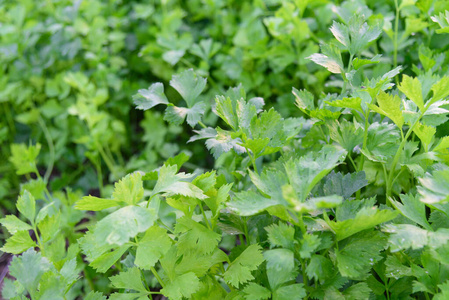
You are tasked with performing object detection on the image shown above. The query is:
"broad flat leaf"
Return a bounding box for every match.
[336,198,376,221]
[205,128,246,158]
[135,226,172,270]
[343,282,371,299]
[85,291,107,300]
[60,258,79,285]
[227,190,280,216]
[292,88,315,113]
[188,127,217,143]
[174,248,228,277]
[284,145,346,202]
[151,164,207,199]
[215,95,239,130]
[398,75,424,112]
[363,122,400,162]
[418,166,449,204]
[75,196,120,211]
[1,230,36,254]
[327,119,364,153]
[334,231,387,279]
[249,168,289,202]
[298,233,321,259]
[435,281,449,300]
[161,272,200,300]
[307,43,344,74]
[413,122,435,152]
[165,152,190,172]
[390,194,432,230]
[383,224,428,252]
[17,190,35,222]
[243,283,271,300]
[306,255,334,283]
[264,249,297,290]
[385,255,412,279]
[323,171,368,199]
[38,213,60,242]
[326,97,363,113]
[330,21,350,47]
[9,143,40,175]
[175,216,221,255]
[265,222,295,250]
[347,14,382,54]
[224,244,265,287]
[112,172,144,205]
[93,206,156,245]
[133,82,169,110]
[170,69,207,107]
[0,215,32,234]
[369,91,404,129]
[164,102,206,127]
[109,267,148,293]
[430,76,449,104]
[272,284,306,300]
[90,244,131,273]
[9,249,51,293]
[431,11,449,34]
[328,206,398,241]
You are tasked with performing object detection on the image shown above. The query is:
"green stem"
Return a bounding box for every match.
[95,140,118,178]
[356,110,370,200]
[393,0,400,73]
[150,267,165,288]
[348,155,357,172]
[243,217,250,245]
[199,202,212,230]
[37,116,55,183]
[198,121,207,129]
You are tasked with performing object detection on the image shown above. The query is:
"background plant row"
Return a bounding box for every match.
[2,0,449,299]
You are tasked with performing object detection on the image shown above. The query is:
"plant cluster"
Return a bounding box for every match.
[2,0,449,299]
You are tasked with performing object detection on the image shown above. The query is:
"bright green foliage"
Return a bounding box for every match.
[3,1,449,299]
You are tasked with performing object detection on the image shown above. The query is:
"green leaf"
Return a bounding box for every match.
[369,91,404,129]
[0,215,32,234]
[430,76,449,104]
[112,172,144,205]
[265,222,295,250]
[307,43,344,74]
[328,206,398,241]
[227,190,280,216]
[326,97,363,113]
[330,21,350,47]
[390,193,432,230]
[243,283,271,300]
[165,152,191,171]
[161,272,201,300]
[398,75,424,112]
[284,145,346,202]
[383,224,431,251]
[327,119,364,153]
[343,282,371,299]
[299,233,321,259]
[92,206,156,246]
[435,281,449,300]
[292,88,315,113]
[347,14,382,54]
[306,255,334,283]
[133,82,169,110]
[272,284,306,300]
[215,95,239,130]
[413,122,436,152]
[152,164,207,199]
[37,213,60,242]
[264,249,297,290]
[17,190,36,222]
[109,267,148,293]
[363,122,400,162]
[323,171,368,199]
[224,244,265,287]
[418,166,449,204]
[169,69,207,108]
[85,291,107,300]
[9,143,41,175]
[135,226,172,270]
[164,102,206,127]
[75,195,120,211]
[431,11,449,34]
[175,216,221,255]
[1,230,36,254]
[204,127,246,158]
[9,249,51,294]
[385,255,412,279]
[90,244,131,273]
[334,231,387,279]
